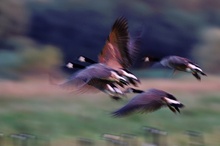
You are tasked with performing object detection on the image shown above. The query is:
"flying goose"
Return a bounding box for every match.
[61,62,127,100]
[144,55,207,80]
[112,88,184,117]
[59,17,139,100]
[76,17,141,86]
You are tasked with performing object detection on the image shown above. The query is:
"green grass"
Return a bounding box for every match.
[0,93,220,145]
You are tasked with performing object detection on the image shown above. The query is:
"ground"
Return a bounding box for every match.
[0,75,219,146]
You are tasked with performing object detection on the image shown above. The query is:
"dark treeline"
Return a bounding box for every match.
[26,1,220,67]
[1,0,220,70]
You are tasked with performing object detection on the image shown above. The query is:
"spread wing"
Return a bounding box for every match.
[72,78,112,94]
[98,17,132,69]
[112,92,165,117]
[59,64,113,91]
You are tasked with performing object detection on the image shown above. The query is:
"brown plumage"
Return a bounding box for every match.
[112,88,184,117]
[78,17,140,86]
[60,63,127,100]
[59,17,140,99]
[98,17,140,70]
[145,55,207,81]
[99,17,132,69]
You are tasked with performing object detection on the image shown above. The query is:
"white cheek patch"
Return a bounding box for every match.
[144,57,149,62]
[78,56,86,62]
[188,63,202,72]
[66,62,73,68]
[164,97,180,104]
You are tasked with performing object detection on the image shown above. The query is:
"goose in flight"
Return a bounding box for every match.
[112,88,184,117]
[144,55,207,80]
[77,17,141,86]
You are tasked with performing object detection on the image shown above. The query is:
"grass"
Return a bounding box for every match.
[0,78,220,145]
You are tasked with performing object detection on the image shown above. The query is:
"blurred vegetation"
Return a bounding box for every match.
[0,37,62,79]
[0,0,28,40]
[1,0,220,76]
[0,0,220,145]
[0,89,220,145]
[192,27,220,73]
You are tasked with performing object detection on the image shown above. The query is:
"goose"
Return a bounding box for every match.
[78,56,140,86]
[76,16,141,86]
[61,62,128,100]
[144,55,207,80]
[112,88,184,117]
[59,17,139,100]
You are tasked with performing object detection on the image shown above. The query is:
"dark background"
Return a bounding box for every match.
[1,0,220,76]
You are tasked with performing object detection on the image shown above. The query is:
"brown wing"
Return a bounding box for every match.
[99,17,131,69]
[112,91,165,117]
[59,64,113,91]
[60,78,109,94]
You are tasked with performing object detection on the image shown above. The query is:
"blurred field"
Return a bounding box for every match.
[1,0,220,145]
[0,75,220,146]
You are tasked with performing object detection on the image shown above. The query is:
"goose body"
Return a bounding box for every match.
[112,88,184,117]
[145,55,207,80]
[61,62,127,100]
[77,17,140,86]
[59,17,138,99]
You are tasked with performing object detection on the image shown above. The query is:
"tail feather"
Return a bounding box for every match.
[194,68,207,76]
[128,78,138,87]
[170,103,184,113]
[192,72,201,81]
[201,72,207,76]
[170,103,185,108]
[200,71,207,76]
[110,96,122,101]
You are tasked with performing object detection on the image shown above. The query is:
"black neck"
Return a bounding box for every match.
[83,56,97,64]
[132,88,144,93]
[70,63,86,69]
[146,56,161,62]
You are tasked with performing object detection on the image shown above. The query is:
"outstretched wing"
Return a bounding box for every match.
[59,64,113,91]
[99,17,132,69]
[112,91,165,117]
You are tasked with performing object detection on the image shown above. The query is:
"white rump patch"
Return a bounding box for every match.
[164,97,180,104]
[188,63,202,72]
[113,87,123,94]
[111,71,126,82]
[120,70,138,80]
[106,84,115,93]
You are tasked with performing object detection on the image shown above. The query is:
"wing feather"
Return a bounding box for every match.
[112,92,165,117]
[99,17,131,69]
